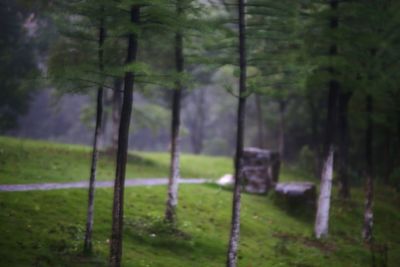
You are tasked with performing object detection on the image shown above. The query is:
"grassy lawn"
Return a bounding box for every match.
[0,136,399,266]
[0,136,232,184]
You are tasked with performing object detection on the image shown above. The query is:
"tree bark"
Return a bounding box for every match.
[314,81,339,238]
[315,144,334,238]
[165,0,183,224]
[255,94,265,149]
[226,0,247,266]
[314,0,339,239]
[338,92,352,199]
[83,12,105,254]
[109,6,140,267]
[363,94,374,243]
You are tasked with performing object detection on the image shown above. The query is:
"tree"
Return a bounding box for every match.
[109,4,140,266]
[83,4,106,254]
[314,0,340,239]
[245,0,305,159]
[48,0,113,253]
[226,0,247,265]
[165,0,184,224]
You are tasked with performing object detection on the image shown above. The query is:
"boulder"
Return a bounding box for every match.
[274,182,316,205]
[241,147,281,194]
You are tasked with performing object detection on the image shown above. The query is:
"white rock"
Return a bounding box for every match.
[217,174,234,186]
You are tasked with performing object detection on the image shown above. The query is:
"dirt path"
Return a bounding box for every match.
[0,178,209,192]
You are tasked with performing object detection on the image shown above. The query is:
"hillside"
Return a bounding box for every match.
[0,137,399,266]
[0,136,231,184]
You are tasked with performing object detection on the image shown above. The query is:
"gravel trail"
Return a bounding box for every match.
[0,178,209,192]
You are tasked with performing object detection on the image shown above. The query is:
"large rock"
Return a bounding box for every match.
[274,182,316,205]
[241,147,280,194]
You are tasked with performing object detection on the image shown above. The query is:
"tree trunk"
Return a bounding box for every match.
[111,78,123,154]
[338,92,352,199]
[314,80,339,238]
[315,144,335,238]
[226,0,246,266]
[255,94,265,149]
[109,6,140,267]
[278,100,286,160]
[363,94,374,243]
[83,13,105,254]
[314,0,339,239]
[165,0,183,224]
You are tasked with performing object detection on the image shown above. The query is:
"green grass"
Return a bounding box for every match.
[0,136,232,184]
[0,136,399,266]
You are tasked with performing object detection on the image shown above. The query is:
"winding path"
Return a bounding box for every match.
[0,178,209,192]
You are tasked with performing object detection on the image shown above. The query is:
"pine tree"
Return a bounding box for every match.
[48,0,115,253]
[165,0,184,224]
[226,0,247,266]
[109,4,140,266]
[83,4,106,254]
[223,0,306,161]
[314,0,340,239]
[161,0,207,224]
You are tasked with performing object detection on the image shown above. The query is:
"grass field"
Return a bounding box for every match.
[0,136,399,266]
[0,136,232,184]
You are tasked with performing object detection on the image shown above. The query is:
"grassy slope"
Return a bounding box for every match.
[0,137,399,266]
[0,136,231,184]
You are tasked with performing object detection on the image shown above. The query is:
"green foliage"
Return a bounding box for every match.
[132,103,170,134]
[246,0,306,98]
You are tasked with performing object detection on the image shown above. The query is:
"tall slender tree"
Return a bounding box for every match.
[83,5,106,254]
[109,5,140,267]
[48,0,120,253]
[165,0,184,224]
[314,0,340,239]
[226,0,247,266]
